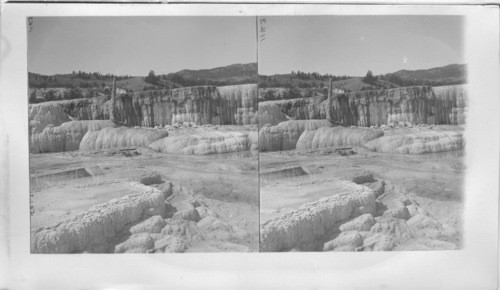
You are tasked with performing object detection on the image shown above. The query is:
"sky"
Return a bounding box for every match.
[28,17,257,76]
[258,16,465,76]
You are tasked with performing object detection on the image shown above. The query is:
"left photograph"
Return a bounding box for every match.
[28,17,259,253]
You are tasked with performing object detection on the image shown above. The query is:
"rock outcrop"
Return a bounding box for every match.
[30,120,117,153]
[31,182,169,253]
[79,127,169,151]
[364,130,464,154]
[259,120,332,152]
[259,96,327,121]
[149,131,253,155]
[260,185,376,252]
[258,102,288,126]
[259,87,326,101]
[29,102,71,135]
[51,96,110,121]
[113,84,257,127]
[296,126,384,150]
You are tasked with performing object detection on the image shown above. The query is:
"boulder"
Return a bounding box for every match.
[323,231,363,251]
[114,233,154,253]
[363,233,395,251]
[130,215,166,234]
[197,216,248,242]
[339,214,376,232]
[383,206,411,220]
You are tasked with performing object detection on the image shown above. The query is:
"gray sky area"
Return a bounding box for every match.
[28,17,257,76]
[258,16,465,76]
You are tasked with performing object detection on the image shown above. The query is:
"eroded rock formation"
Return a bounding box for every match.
[259,120,332,152]
[149,131,254,155]
[31,120,117,153]
[52,96,110,121]
[296,126,384,151]
[364,130,464,154]
[29,102,71,135]
[79,127,169,151]
[259,96,327,122]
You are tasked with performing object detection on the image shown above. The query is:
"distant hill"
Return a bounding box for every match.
[383,64,467,87]
[259,72,354,91]
[29,62,258,93]
[162,63,258,87]
[28,63,258,103]
[259,64,467,92]
[175,63,257,82]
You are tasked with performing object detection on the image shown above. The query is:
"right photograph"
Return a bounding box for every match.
[258,16,467,252]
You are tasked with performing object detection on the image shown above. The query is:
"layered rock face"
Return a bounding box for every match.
[259,120,332,152]
[259,85,467,127]
[148,131,254,155]
[79,127,169,151]
[113,84,257,127]
[364,130,464,154]
[296,127,384,151]
[31,120,117,153]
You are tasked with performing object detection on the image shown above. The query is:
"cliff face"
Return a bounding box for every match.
[258,85,467,127]
[113,84,258,127]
